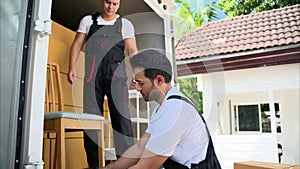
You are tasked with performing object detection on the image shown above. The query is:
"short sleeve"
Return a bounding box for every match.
[77,15,92,34]
[121,18,135,39]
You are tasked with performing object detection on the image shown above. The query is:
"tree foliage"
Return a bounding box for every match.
[217,0,300,18]
[173,0,218,39]
[178,77,203,113]
[173,1,217,112]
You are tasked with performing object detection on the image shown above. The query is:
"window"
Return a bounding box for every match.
[235,105,260,132]
[234,103,281,133]
[261,103,281,133]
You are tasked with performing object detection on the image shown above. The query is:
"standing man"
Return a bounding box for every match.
[101,49,221,169]
[68,0,138,168]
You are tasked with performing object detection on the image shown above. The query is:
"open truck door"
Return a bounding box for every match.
[1,0,177,168]
[0,0,52,168]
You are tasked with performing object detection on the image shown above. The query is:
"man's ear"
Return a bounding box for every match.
[156,75,164,84]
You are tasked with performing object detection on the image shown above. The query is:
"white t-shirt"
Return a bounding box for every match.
[145,87,209,168]
[77,14,135,39]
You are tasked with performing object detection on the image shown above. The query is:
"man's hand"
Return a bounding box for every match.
[68,68,76,84]
[131,79,138,87]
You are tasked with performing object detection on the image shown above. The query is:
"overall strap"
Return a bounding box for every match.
[92,12,100,24]
[114,17,122,33]
[92,12,122,32]
[166,95,222,169]
[167,95,212,138]
[86,12,101,40]
[87,12,123,40]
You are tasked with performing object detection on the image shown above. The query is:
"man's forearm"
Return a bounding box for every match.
[69,42,82,69]
[69,33,86,69]
[104,134,149,169]
[104,144,140,169]
[69,52,79,70]
[105,156,139,169]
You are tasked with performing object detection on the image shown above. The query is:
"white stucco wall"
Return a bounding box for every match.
[199,63,300,165]
[275,89,300,165]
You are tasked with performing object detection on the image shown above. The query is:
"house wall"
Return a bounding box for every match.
[213,135,278,169]
[219,91,270,134]
[200,63,300,166]
[275,89,299,165]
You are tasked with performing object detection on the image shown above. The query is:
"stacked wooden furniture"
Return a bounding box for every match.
[44,62,105,169]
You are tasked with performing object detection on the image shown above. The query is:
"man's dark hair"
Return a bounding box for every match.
[130,49,172,83]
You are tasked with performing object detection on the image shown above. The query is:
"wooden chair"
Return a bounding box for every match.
[44,62,105,169]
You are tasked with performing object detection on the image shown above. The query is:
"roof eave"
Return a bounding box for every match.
[176,44,300,76]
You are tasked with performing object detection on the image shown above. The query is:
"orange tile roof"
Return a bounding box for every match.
[175,4,300,61]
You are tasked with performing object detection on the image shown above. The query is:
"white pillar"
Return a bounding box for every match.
[22,0,52,168]
[268,90,278,138]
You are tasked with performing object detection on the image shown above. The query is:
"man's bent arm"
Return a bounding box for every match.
[68,32,86,83]
[102,133,150,169]
[129,149,168,169]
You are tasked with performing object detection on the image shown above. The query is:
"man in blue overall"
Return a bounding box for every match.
[68,0,138,168]
[101,49,221,169]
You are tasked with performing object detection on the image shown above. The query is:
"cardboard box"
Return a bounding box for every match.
[234,161,299,169]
